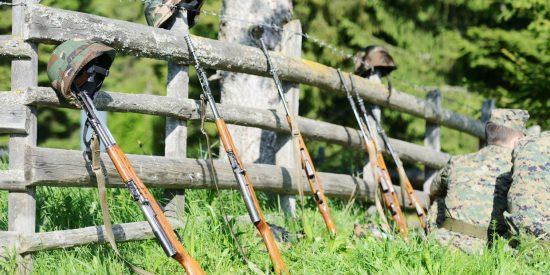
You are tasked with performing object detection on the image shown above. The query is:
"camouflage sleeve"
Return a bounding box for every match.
[430,160,450,201]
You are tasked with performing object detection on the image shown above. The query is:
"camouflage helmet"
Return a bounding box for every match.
[489,108,529,134]
[144,0,204,29]
[354,45,397,77]
[47,39,115,106]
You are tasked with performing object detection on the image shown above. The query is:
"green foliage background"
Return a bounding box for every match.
[1,0,548,171]
[0,1,549,273]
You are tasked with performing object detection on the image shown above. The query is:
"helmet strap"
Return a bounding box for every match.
[86,64,109,83]
[73,62,110,98]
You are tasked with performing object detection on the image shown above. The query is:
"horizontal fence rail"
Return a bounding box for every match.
[23,4,484,138]
[0,104,29,134]
[0,89,451,168]
[0,35,33,59]
[0,219,184,254]
[24,147,429,209]
[0,170,25,190]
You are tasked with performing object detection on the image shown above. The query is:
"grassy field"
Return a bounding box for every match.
[0,154,548,275]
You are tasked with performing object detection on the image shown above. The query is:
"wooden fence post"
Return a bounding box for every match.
[163,10,189,220]
[9,0,37,273]
[218,0,293,209]
[479,98,495,148]
[424,89,441,193]
[274,20,301,217]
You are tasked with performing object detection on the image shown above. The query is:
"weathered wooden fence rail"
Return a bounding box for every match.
[24,147,429,207]
[0,35,33,59]
[0,2,486,271]
[1,219,185,255]
[0,88,450,168]
[23,4,485,138]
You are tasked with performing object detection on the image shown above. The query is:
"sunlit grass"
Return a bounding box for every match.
[1,185,548,274]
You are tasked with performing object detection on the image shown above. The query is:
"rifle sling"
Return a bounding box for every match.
[90,134,155,275]
[441,217,488,240]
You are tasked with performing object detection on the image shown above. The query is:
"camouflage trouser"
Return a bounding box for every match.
[428,199,486,254]
[504,211,550,243]
[430,227,486,254]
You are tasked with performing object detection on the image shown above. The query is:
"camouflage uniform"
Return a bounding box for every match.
[429,145,514,252]
[429,109,528,253]
[506,131,550,241]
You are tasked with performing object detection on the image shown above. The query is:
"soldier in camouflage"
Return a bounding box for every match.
[429,109,528,253]
[506,131,550,242]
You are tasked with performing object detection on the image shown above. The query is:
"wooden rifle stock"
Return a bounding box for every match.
[359,131,408,235]
[77,88,203,273]
[371,120,429,235]
[371,144,409,236]
[396,163,429,234]
[185,34,287,274]
[291,116,336,235]
[336,69,408,236]
[215,118,288,274]
[349,69,428,234]
[107,145,205,274]
[258,37,336,236]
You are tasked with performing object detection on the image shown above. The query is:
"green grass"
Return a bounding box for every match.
[0,184,548,274]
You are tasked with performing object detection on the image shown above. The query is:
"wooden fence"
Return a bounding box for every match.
[0,2,491,271]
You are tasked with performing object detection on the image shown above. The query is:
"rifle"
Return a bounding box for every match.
[255,36,336,236]
[348,75,429,235]
[184,35,288,274]
[73,85,204,274]
[336,69,408,236]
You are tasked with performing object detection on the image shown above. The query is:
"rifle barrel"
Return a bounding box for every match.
[258,39,292,116]
[78,91,204,274]
[349,74,428,235]
[185,34,288,274]
[337,69,408,236]
[259,38,336,236]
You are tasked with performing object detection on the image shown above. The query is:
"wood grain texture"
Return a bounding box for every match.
[0,231,19,255]
[163,9,190,221]
[27,147,429,209]
[0,170,26,191]
[0,36,33,59]
[24,4,484,138]
[0,104,28,134]
[424,90,442,193]
[275,20,302,216]
[10,219,183,254]
[9,1,38,272]
[218,0,292,165]
[0,88,450,168]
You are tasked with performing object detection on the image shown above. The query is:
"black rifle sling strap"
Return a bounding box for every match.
[90,133,154,275]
